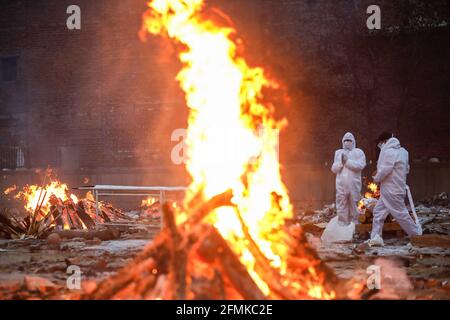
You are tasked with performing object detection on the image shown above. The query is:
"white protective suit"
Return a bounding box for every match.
[371,137,422,239]
[331,132,366,225]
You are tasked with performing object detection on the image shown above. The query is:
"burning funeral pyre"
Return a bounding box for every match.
[77,0,338,300]
[0,173,128,239]
[357,182,389,225]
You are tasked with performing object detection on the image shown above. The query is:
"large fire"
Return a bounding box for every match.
[140,0,333,299]
[4,179,81,230]
[6,180,78,216]
[358,182,379,210]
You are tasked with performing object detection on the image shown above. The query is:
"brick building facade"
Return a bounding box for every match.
[1,0,449,171]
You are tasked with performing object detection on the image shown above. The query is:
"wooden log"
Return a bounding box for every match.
[232,207,301,299]
[162,202,187,299]
[75,202,96,229]
[55,229,119,241]
[355,222,402,234]
[36,210,58,238]
[411,235,450,248]
[83,223,172,299]
[63,201,83,229]
[358,214,367,224]
[62,207,75,229]
[84,230,172,299]
[189,269,226,300]
[66,207,83,230]
[50,205,64,229]
[197,226,266,300]
[302,222,326,234]
[104,204,128,220]
[286,255,319,271]
[186,189,233,227]
[0,212,23,237]
[87,258,156,300]
[100,207,112,223]
[81,189,336,300]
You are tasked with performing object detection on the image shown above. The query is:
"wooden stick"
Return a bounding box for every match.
[197,226,266,300]
[162,202,187,299]
[28,190,47,234]
[75,202,96,229]
[185,189,233,227]
[232,207,298,299]
[87,258,156,300]
[29,172,49,233]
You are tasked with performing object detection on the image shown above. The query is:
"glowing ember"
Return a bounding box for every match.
[359,182,379,209]
[140,0,333,299]
[368,182,378,194]
[141,197,158,207]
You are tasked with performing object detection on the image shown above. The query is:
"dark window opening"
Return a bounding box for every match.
[0,146,26,169]
[1,56,18,81]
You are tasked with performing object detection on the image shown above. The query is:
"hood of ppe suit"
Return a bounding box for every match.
[332,132,366,222]
[382,137,401,150]
[342,132,356,150]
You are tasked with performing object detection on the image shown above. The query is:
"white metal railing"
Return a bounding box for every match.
[74,185,187,228]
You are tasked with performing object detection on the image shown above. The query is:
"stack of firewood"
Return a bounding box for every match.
[358,198,393,224]
[49,196,129,230]
[79,190,339,300]
[0,196,129,239]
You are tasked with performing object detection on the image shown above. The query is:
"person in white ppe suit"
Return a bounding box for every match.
[322,132,366,243]
[367,133,422,246]
[331,132,366,225]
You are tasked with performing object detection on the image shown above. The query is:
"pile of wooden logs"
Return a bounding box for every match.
[0,196,129,239]
[80,190,339,300]
[356,197,403,236]
[49,196,128,230]
[358,204,393,224]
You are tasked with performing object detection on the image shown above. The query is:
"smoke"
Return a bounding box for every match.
[369,258,413,299]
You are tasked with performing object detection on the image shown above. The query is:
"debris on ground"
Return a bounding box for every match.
[295,191,450,299]
[0,187,449,300]
[419,192,450,207]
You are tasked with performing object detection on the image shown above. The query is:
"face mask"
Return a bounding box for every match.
[343,141,352,150]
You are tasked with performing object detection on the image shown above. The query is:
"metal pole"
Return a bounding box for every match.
[159,190,165,229]
[95,189,99,217]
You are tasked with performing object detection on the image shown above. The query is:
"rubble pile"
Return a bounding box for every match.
[294,191,450,299]
[0,237,150,300]
[296,204,336,225]
[124,198,162,226]
[419,192,450,208]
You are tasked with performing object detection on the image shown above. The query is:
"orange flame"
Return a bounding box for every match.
[14,180,72,215]
[141,197,158,208]
[359,182,379,209]
[141,0,333,299]
[4,185,17,195]
[368,182,378,194]
[5,178,83,230]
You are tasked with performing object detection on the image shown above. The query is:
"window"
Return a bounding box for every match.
[1,56,18,81]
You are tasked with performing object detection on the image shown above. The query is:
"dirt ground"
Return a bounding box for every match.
[300,200,450,299]
[0,202,449,300]
[0,224,157,300]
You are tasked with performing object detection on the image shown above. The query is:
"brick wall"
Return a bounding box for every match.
[0,0,449,171]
